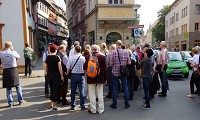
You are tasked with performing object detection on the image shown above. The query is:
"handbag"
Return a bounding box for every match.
[117,49,129,76]
[68,55,81,77]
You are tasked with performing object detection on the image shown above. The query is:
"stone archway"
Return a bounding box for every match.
[106,32,122,45]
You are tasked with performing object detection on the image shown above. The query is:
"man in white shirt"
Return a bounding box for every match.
[69,41,80,59]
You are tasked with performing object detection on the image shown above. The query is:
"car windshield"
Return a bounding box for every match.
[169,53,182,61]
[184,52,192,58]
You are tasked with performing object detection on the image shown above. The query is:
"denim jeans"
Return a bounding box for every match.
[112,75,129,107]
[143,78,152,107]
[6,85,23,105]
[107,66,113,96]
[45,75,49,95]
[70,73,85,108]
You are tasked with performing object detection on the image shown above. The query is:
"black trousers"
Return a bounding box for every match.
[127,76,134,100]
[156,64,169,94]
[190,71,200,94]
[58,73,68,104]
[25,58,32,75]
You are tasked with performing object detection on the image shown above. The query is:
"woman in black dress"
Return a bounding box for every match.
[44,44,64,111]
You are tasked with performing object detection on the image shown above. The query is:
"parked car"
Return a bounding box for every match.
[180,51,193,69]
[166,52,189,78]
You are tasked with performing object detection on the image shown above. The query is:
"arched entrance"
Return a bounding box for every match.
[106,32,122,45]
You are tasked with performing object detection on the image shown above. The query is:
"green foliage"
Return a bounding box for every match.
[152,5,170,43]
[32,52,38,61]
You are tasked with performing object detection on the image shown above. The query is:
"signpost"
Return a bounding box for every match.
[128,25,144,29]
[128,25,144,45]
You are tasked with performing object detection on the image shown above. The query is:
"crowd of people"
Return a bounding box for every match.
[40,40,170,112]
[0,40,199,114]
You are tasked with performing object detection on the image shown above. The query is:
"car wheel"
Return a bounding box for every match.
[184,74,189,78]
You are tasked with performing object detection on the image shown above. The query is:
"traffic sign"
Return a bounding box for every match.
[134,29,140,36]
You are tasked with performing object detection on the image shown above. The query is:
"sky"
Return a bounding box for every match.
[54,0,66,10]
[55,0,175,33]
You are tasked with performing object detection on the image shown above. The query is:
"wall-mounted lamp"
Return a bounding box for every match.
[100,36,102,40]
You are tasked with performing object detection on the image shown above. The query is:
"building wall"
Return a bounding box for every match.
[72,0,86,47]
[189,0,200,32]
[97,0,134,4]
[165,0,191,50]
[0,0,25,65]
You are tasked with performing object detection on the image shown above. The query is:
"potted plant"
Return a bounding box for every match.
[32,52,38,66]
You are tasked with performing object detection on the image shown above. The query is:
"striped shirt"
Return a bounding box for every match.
[67,53,85,74]
[110,48,130,77]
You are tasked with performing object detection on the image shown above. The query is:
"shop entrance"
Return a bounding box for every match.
[106,32,122,45]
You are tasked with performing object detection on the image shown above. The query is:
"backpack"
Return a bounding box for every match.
[86,55,100,78]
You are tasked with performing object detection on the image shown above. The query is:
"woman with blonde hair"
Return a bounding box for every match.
[0,41,25,107]
[100,43,109,56]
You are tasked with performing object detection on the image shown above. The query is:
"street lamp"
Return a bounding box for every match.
[132,4,141,45]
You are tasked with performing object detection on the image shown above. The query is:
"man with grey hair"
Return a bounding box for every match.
[110,40,131,109]
[156,41,169,97]
[84,44,107,114]
[69,41,80,59]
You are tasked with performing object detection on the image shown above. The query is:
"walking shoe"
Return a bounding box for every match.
[8,104,13,108]
[125,104,130,109]
[142,105,151,110]
[97,111,104,114]
[52,106,59,111]
[81,107,87,111]
[158,92,163,95]
[187,94,195,98]
[158,94,167,97]
[19,100,26,105]
[69,107,75,110]
[110,104,117,109]
[105,95,112,99]
[45,94,50,98]
[88,110,96,114]
[62,102,70,105]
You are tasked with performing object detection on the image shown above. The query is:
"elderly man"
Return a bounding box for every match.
[0,41,26,107]
[110,40,131,109]
[69,41,80,59]
[156,41,169,97]
[84,45,107,114]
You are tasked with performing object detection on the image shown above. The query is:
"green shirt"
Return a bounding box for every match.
[23,47,33,59]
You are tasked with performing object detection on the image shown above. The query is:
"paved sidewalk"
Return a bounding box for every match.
[0,72,200,120]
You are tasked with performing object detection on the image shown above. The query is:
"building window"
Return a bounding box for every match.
[185,6,188,16]
[195,4,200,14]
[195,23,199,31]
[176,27,178,35]
[176,13,179,21]
[166,32,168,38]
[108,0,122,4]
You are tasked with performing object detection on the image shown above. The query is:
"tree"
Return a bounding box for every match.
[152,5,170,43]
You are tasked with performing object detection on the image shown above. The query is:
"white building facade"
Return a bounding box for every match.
[0,0,37,68]
[165,0,200,51]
